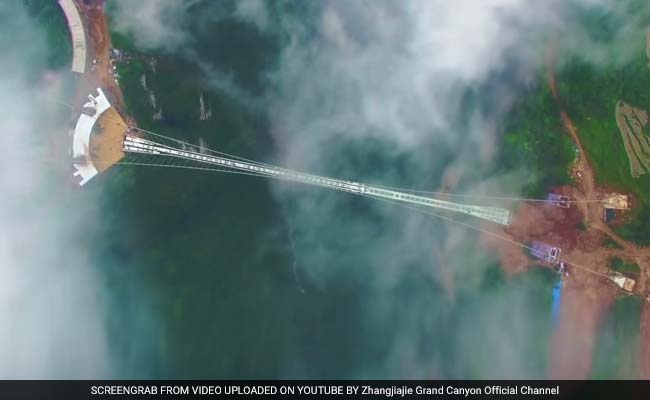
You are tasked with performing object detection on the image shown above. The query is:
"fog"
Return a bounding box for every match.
[0,3,111,378]
[112,0,646,379]
[4,0,644,379]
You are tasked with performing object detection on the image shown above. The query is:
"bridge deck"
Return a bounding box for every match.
[123,135,511,225]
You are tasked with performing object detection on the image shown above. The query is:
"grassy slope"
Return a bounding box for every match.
[609,256,641,275]
[549,0,650,244]
[499,4,650,244]
[559,51,650,244]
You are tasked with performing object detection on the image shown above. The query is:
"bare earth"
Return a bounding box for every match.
[74,0,127,113]
[483,56,650,379]
[91,107,127,171]
[549,63,650,379]
[71,0,130,172]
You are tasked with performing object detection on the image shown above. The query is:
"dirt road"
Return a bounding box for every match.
[546,61,650,378]
[71,0,127,114]
[483,57,650,379]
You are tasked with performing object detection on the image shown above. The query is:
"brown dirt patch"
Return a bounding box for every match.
[73,0,127,114]
[90,107,126,171]
[575,229,608,253]
[505,201,583,253]
[481,231,532,276]
[483,37,650,380]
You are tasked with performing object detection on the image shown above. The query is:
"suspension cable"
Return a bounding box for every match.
[356,191,611,279]
[367,183,605,204]
[117,159,612,281]
[114,161,366,196]
[50,94,608,205]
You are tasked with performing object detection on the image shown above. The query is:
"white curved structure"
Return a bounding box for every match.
[58,0,87,73]
[72,88,111,186]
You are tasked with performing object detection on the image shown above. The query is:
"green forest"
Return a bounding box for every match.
[502,2,650,244]
[559,53,650,244]
[23,0,71,70]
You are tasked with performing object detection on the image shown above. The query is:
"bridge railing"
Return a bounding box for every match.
[123,135,510,225]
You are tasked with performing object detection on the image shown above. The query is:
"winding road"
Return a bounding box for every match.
[546,58,650,379]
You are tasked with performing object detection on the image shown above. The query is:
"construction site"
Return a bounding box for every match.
[58,0,129,183]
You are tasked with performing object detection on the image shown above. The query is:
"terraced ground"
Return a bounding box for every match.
[614,101,650,177]
[558,39,650,245]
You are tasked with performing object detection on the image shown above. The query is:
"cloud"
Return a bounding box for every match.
[110,0,202,52]
[263,0,645,164]
[260,0,555,287]
[0,3,111,378]
[107,0,648,378]
[253,0,647,378]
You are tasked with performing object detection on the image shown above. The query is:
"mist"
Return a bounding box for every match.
[106,0,647,378]
[0,3,111,378]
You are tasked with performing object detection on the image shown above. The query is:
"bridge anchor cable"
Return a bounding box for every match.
[123,133,511,226]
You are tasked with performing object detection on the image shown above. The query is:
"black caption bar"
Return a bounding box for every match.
[1,380,649,400]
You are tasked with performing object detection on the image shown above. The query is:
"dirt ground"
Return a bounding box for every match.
[483,55,650,379]
[63,1,130,177]
[75,0,127,113]
[552,64,650,378]
[91,107,127,171]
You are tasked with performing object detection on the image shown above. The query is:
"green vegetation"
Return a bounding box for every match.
[22,0,72,70]
[102,12,297,378]
[609,256,641,275]
[100,1,646,379]
[105,8,562,377]
[590,296,643,379]
[603,237,624,249]
[576,221,588,232]
[499,83,575,197]
[110,31,139,52]
[500,1,650,245]
[115,58,147,113]
[557,52,650,244]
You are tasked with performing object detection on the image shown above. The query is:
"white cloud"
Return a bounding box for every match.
[111,0,200,51]
[0,3,111,378]
[106,0,648,378]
